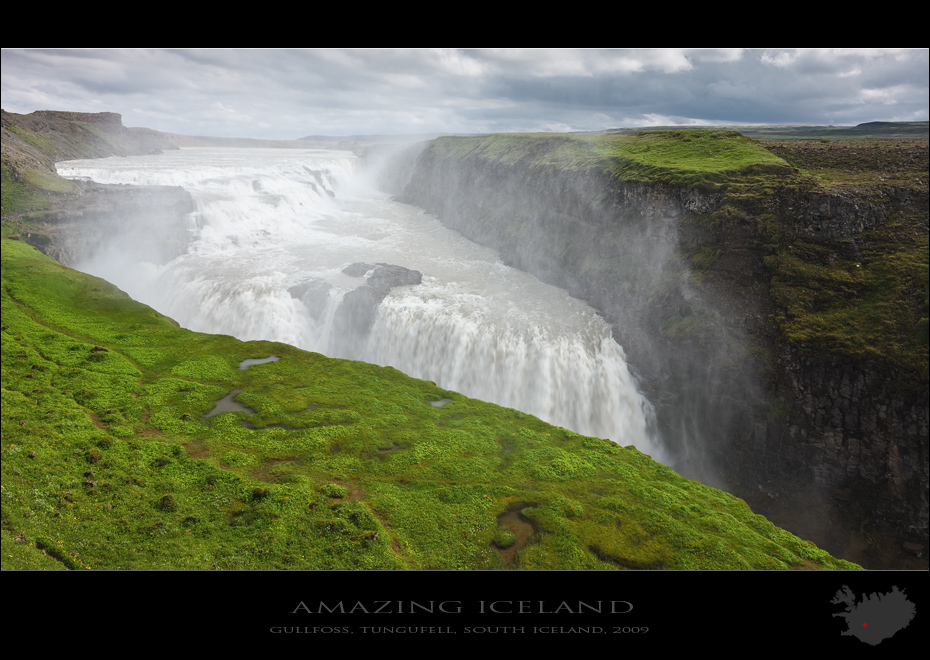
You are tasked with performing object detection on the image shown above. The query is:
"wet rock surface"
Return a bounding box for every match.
[288,280,333,321]
[40,181,195,266]
[333,263,423,356]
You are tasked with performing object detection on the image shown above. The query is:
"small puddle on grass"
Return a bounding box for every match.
[430,398,451,407]
[204,390,256,420]
[239,355,280,370]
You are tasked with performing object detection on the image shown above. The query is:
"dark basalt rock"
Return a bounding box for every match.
[342,262,423,296]
[342,262,374,277]
[288,279,333,321]
[333,263,422,357]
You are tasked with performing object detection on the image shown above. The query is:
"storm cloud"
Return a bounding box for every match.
[2,48,927,138]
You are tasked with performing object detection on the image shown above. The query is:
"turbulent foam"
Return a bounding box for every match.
[58,147,665,461]
[367,290,658,452]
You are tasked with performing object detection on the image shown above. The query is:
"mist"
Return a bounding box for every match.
[57,138,765,486]
[58,146,667,463]
[387,139,775,489]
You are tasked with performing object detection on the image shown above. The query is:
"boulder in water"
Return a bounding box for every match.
[334,263,422,356]
[288,279,333,321]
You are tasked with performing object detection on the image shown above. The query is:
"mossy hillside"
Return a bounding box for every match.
[1,109,176,244]
[602,121,930,141]
[755,141,929,380]
[1,120,80,251]
[1,239,859,569]
[595,130,793,188]
[763,224,928,377]
[1,117,90,219]
[642,133,925,381]
[763,139,928,189]
[427,133,606,171]
[1,154,76,218]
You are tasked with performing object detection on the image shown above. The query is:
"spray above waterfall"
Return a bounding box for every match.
[58,147,665,462]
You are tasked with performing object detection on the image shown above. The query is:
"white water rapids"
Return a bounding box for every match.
[58,147,665,461]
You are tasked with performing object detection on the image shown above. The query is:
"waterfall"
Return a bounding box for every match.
[58,146,665,461]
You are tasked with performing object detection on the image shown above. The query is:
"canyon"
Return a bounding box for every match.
[391,133,928,569]
[2,110,926,569]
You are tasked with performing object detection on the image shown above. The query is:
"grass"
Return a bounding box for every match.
[764,139,929,189]
[6,123,920,570]
[428,133,601,167]
[1,158,75,220]
[0,238,860,570]
[427,130,793,189]
[596,130,793,188]
[765,226,929,378]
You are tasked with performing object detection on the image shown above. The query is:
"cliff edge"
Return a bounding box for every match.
[1,109,193,265]
[395,130,929,569]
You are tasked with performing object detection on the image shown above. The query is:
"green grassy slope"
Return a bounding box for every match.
[0,238,859,570]
[1,109,176,240]
[632,134,927,378]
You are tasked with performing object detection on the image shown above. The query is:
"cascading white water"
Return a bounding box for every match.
[58,147,665,461]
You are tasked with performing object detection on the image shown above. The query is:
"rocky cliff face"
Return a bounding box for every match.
[757,348,927,551]
[31,180,195,267]
[2,109,175,164]
[2,110,194,266]
[393,135,929,569]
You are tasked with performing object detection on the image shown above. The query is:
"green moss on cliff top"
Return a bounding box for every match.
[764,139,929,190]
[598,130,792,187]
[423,130,928,383]
[763,216,928,377]
[428,130,793,189]
[428,132,604,170]
[0,238,858,570]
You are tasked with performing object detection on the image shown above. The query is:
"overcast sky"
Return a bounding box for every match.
[2,49,927,139]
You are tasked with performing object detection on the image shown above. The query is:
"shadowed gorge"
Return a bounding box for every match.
[1,110,925,569]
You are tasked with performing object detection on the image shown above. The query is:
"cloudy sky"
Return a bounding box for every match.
[2,48,927,139]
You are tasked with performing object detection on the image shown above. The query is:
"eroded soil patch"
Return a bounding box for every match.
[492,502,538,566]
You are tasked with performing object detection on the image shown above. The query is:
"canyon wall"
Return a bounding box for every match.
[25,180,194,266]
[4,111,925,568]
[2,110,194,266]
[392,135,929,569]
